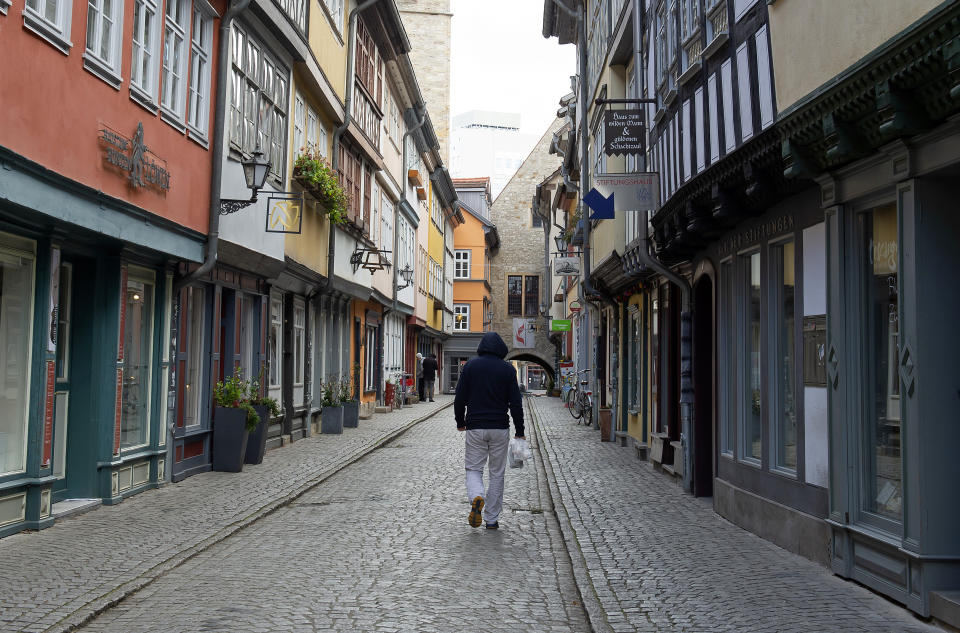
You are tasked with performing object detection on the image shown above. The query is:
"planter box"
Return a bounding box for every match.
[213,407,250,472]
[321,406,344,434]
[343,401,359,428]
[244,405,270,465]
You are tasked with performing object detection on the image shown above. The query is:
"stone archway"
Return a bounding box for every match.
[505,351,556,385]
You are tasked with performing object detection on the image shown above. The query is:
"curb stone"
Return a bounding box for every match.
[43,401,454,633]
[528,395,614,633]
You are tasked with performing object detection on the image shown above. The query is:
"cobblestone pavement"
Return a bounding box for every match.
[527,395,942,633]
[0,397,455,633]
[76,404,589,633]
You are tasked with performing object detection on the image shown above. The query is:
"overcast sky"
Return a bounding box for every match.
[450,0,576,138]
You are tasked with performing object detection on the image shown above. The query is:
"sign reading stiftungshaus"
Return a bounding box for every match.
[99,122,171,192]
[604,109,645,156]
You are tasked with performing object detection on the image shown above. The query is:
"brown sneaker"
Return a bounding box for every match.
[468,496,484,528]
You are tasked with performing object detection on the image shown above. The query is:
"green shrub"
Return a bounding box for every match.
[293,149,348,225]
[213,371,259,431]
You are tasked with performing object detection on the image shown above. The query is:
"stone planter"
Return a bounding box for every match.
[342,400,359,428]
[244,405,270,465]
[321,406,344,434]
[213,407,250,472]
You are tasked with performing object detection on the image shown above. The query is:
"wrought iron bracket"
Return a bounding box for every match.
[219,195,258,215]
[350,244,393,274]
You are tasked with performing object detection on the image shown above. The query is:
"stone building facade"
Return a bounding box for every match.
[489,118,565,376]
[396,0,452,163]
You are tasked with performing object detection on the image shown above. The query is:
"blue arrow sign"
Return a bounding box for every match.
[584,188,615,219]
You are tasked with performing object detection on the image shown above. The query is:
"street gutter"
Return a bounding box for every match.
[527,395,615,633]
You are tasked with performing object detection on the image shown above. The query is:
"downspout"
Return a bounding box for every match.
[174,0,252,293]
[631,0,694,492]
[325,0,384,299]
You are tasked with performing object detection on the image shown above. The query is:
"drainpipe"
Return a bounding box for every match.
[174,0,252,293]
[631,0,694,493]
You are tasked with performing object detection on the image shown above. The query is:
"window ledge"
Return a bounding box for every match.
[702,32,729,61]
[187,127,210,150]
[677,62,702,88]
[0,0,11,15]
[653,107,667,126]
[83,53,122,90]
[130,85,159,115]
[160,108,187,134]
[22,10,72,55]
[662,89,678,108]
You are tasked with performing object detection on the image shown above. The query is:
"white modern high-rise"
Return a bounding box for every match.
[450,110,539,199]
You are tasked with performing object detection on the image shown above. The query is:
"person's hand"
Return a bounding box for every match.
[457,427,466,432]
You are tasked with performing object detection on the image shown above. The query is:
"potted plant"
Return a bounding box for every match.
[340,374,359,428]
[212,371,259,472]
[292,149,348,225]
[320,375,343,434]
[245,376,281,465]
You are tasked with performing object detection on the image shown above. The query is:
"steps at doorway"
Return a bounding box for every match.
[51,499,101,521]
[931,591,960,629]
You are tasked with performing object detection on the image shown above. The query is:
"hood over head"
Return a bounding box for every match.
[477,332,508,359]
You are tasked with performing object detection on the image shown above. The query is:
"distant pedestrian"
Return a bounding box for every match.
[455,332,525,530]
[422,353,438,402]
[416,352,425,403]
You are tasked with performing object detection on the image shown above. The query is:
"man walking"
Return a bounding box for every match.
[416,352,425,403]
[422,353,438,402]
[455,332,524,530]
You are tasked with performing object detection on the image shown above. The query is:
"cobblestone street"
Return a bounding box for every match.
[0,396,947,632]
[527,396,942,633]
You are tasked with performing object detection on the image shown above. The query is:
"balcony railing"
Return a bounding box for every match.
[352,83,381,149]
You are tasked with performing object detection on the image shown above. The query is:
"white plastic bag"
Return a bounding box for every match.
[508,437,532,469]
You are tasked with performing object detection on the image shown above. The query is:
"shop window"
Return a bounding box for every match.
[772,240,797,472]
[238,294,258,383]
[364,325,376,392]
[294,301,305,386]
[651,294,660,433]
[0,236,36,476]
[268,297,282,391]
[183,285,206,427]
[121,271,155,450]
[719,260,734,456]
[739,250,762,464]
[55,263,72,381]
[859,203,902,523]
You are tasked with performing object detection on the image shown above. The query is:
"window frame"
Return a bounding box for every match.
[84,0,125,87]
[453,304,470,332]
[160,0,190,125]
[130,0,162,108]
[268,295,283,391]
[454,250,471,280]
[770,238,798,475]
[320,0,344,36]
[0,234,37,477]
[524,275,540,318]
[364,325,377,392]
[120,267,156,452]
[293,300,305,387]
[186,4,215,140]
[507,275,523,316]
[737,248,762,467]
[24,0,74,55]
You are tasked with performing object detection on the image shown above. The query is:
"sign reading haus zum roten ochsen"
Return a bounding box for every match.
[604,109,645,156]
[99,122,171,192]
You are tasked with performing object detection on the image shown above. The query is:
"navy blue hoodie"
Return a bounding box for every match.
[454,332,524,436]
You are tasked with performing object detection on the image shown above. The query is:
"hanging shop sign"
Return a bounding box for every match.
[604,109,645,156]
[265,193,304,234]
[550,319,572,332]
[594,172,660,213]
[569,300,582,313]
[99,123,171,191]
[513,318,534,348]
[553,256,580,275]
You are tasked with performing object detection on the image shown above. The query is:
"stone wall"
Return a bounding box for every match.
[489,117,565,373]
[396,0,452,164]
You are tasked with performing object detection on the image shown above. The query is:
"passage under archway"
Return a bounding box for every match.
[505,352,556,385]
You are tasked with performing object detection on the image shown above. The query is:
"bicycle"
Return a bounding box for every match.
[564,369,593,425]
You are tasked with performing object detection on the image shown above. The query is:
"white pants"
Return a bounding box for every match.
[465,428,510,524]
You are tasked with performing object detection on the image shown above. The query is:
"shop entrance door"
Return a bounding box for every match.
[693,276,714,497]
[51,260,73,503]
